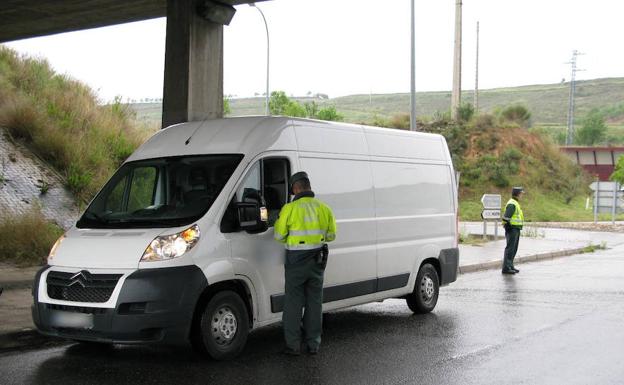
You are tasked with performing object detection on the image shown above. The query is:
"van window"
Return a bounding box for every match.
[127,167,158,212]
[221,157,290,232]
[77,155,243,229]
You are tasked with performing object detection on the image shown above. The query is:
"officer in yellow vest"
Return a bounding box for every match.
[502,187,524,274]
[274,172,337,355]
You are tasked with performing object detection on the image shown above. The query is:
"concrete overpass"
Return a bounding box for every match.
[0,0,269,128]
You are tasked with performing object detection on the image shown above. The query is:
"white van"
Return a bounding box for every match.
[32,117,459,359]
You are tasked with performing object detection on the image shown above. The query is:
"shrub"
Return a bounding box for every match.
[0,206,64,266]
[471,114,496,131]
[457,102,474,122]
[500,104,531,127]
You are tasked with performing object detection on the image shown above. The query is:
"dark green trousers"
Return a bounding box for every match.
[503,227,521,271]
[283,256,325,351]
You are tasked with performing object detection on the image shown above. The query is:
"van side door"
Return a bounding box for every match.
[222,154,294,323]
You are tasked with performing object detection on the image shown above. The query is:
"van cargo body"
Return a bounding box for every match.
[32,117,459,359]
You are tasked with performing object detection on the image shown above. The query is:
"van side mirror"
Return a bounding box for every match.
[236,202,269,233]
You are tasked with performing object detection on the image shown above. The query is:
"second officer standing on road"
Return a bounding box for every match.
[274,172,337,356]
[501,187,525,274]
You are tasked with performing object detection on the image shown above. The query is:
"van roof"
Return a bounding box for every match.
[126,116,448,163]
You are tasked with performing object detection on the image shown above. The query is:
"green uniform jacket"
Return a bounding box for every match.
[274,191,337,265]
[502,198,524,230]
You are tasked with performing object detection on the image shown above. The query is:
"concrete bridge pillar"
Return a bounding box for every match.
[162,0,228,128]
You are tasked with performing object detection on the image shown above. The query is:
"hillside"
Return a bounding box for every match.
[453,126,593,221]
[131,77,624,130]
[0,46,151,201]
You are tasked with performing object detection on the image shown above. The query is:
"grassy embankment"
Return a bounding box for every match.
[0,46,152,265]
[133,77,624,144]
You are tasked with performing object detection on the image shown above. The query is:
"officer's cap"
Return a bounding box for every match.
[512,186,524,196]
[289,171,310,190]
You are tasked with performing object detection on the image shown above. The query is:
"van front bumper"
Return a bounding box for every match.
[32,265,207,345]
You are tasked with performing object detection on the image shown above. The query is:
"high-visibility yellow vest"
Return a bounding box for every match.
[506,198,524,227]
[274,196,336,251]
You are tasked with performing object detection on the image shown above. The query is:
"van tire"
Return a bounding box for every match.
[406,263,439,314]
[194,290,249,360]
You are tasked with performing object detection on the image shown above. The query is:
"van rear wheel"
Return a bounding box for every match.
[194,290,249,360]
[406,263,439,314]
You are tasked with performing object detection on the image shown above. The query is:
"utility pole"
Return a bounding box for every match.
[565,50,584,145]
[451,0,462,120]
[410,0,417,131]
[474,21,479,114]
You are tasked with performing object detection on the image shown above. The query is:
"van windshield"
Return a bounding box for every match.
[77,154,243,229]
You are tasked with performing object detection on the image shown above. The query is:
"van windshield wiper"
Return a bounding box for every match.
[83,211,108,223]
[114,218,189,227]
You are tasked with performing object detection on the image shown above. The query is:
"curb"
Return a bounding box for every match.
[458,246,589,274]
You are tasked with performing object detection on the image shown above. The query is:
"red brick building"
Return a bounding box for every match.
[560,146,624,181]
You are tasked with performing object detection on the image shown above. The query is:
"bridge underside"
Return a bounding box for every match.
[0,0,262,43]
[1,0,268,127]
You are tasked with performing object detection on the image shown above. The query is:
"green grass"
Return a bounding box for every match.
[0,206,64,266]
[0,46,153,201]
[460,193,624,222]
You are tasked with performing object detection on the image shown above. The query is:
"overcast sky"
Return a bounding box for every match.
[6,0,624,102]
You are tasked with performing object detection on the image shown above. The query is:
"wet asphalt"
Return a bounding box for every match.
[1,244,623,385]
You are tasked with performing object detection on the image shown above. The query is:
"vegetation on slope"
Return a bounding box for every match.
[0,45,150,201]
[0,206,64,266]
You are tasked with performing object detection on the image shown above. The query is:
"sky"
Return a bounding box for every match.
[5,0,624,102]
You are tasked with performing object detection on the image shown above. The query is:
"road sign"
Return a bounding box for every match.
[481,209,501,220]
[481,194,502,209]
[589,181,623,220]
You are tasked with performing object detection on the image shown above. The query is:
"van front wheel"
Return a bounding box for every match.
[406,263,439,314]
[195,290,249,360]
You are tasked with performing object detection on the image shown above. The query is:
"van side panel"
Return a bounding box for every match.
[364,129,447,161]
[298,154,378,289]
[371,160,455,282]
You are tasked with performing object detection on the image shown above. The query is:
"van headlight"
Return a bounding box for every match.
[140,225,200,262]
[47,235,65,263]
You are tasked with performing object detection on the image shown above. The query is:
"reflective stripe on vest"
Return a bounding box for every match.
[285,243,324,251]
[274,196,337,250]
[507,198,524,226]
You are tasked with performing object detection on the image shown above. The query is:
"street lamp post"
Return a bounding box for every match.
[410,0,417,131]
[250,3,269,116]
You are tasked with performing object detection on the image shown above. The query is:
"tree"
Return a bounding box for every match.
[611,155,624,184]
[269,90,343,120]
[304,101,319,118]
[575,109,607,145]
[316,106,344,122]
[269,91,291,115]
[283,101,306,117]
[223,97,231,116]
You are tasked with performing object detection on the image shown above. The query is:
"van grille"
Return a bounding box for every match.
[47,271,122,303]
